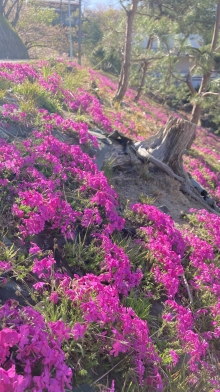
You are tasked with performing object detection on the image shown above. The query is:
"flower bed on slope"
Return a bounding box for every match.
[0,61,219,391]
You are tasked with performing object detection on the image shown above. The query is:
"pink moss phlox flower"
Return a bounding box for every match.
[29,242,41,255]
[48,320,71,344]
[0,301,72,391]
[33,282,46,291]
[169,350,179,366]
[63,274,161,386]
[165,300,209,371]
[190,209,220,249]
[32,255,56,278]
[99,234,143,295]
[0,365,25,392]
[131,204,185,297]
[49,292,59,304]
[0,329,20,365]
[81,207,102,227]
[72,322,87,340]
[0,261,11,272]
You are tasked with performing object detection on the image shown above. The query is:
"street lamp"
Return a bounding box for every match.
[68,0,73,60]
[78,0,82,65]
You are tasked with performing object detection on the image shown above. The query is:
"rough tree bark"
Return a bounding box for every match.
[134,117,196,180]
[92,116,219,214]
[114,0,139,102]
[139,117,219,213]
[148,117,196,176]
[190,0,220,124]
[134,60,148,102]
[134,37,153,102]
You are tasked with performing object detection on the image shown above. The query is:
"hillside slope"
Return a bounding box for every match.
[0,61,220,392]
[0,15,29,59]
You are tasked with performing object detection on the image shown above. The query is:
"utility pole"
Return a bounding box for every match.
[60,0,63,25]
[78,0,82,65]
[68,0,73,60]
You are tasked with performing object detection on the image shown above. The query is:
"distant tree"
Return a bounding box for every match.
[0,0,24,27]
[0,2,28,59]
[130,8,175,102]
[114,0,139,102]
[83,7,123,74]
[150,0,220,125]
[128,0,220,126]
[14,1,69,57]
[188,0,220,124]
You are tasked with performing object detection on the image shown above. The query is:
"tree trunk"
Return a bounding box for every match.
[114,0,139,102]
[134,37,153,102]
[190,72,211,124]
[135,116,196,179]
[190,103,202,124]
[134,60,148,102]
[89,117,219,214]
[93,117,196,182]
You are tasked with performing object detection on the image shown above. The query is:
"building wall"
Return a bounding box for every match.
[142,35,210,87]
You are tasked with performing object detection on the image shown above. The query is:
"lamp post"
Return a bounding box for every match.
[68,0,73,60]
[78,0,82,65]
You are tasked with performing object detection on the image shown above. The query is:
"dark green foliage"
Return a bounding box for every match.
[83,13,121,75]
[64,238,104,275]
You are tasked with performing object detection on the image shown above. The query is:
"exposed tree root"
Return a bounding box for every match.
[132,116,220,215]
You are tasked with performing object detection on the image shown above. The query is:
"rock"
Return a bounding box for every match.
[0,279,31,306]
[1,236,13,247]
[0,123,31,140]
[158,205,170,214]
[150,299,164,317]
[66,66,73,72]
[87,129,142,171]
[89,129,112,143]
[122,227,137,236]
[52,129,71,143]
[0,128,9,139]
[120,101,129,107]
[205,196,215,207]
[88,129,113,171]
[181,103,193,112]
[95,144,111,170]
[213,204,220,213]
[200,114,218,131]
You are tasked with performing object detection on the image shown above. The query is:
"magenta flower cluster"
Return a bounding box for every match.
[0,300,72,392]
[0,130,124,239]
[0,60,220,390]
[0,61,161,388]
[132,203,220,385]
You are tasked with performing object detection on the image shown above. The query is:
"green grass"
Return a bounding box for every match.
[14,80,62,113]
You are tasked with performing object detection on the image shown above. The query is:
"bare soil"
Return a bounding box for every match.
[111,164,204,227]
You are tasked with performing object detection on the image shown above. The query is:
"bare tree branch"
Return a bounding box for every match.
[186,73,196,96]
[202,91,220,97]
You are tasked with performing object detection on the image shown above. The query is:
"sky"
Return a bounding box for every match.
[85,0,120,8]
